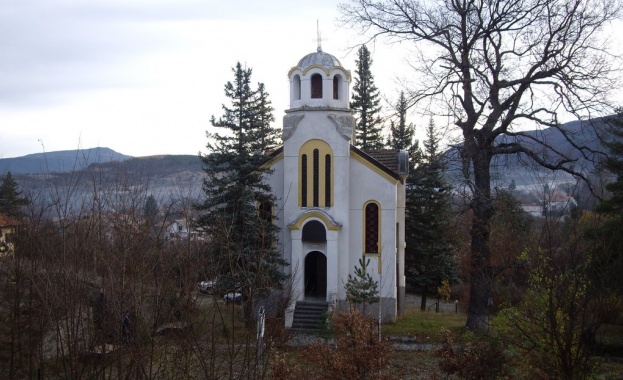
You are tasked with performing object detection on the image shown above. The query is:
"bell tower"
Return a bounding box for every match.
[287,46,351,111]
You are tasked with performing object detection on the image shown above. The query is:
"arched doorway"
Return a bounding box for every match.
[304,251,327,298]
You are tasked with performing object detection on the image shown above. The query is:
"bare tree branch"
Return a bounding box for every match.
[341,0,622,331]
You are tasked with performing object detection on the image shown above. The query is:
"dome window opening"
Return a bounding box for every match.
[311,74,323,98]
[333,76,340,99]
[293,74,301,100]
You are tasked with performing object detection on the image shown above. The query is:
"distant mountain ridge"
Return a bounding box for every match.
[5,152,206,216]
[1,116,613,204]
[0,147,132,174]
[442,117,612,187]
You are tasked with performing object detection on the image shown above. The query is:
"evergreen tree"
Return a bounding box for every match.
[592,111,623,295]
[143,195,158,222]
[387,91,420,163]
[405,119,459,310]
[0,172,28,219]
[344,257,379,313]
[143,195,159,240]
[350,45,384,151]
[598,113,623,216]
[196,62,286,327]
[254,83,279,152]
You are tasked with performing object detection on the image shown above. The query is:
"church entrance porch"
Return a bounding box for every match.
[304,251,327,299]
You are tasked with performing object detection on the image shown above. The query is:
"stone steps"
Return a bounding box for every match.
[291,300,328,330]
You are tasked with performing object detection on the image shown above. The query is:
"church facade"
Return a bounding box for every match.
[266,47,407,325]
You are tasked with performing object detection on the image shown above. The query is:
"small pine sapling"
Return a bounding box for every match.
[345,257,379,313]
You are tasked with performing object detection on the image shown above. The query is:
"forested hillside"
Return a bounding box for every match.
[0,147,131,174]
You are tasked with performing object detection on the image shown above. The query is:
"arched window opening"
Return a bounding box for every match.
[313,149,319,207]
[293,74,301,100]
[302,220,326,242]
[325,155,331,207]
[301,154,308,207]
[311,74,323,98]
[333,76,339,99]
[365,202,380,254]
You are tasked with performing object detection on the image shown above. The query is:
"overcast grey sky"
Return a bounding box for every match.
[0,0,418,159]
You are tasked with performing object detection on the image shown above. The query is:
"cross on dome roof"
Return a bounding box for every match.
[298,21,341,71]
[315,19,323,52]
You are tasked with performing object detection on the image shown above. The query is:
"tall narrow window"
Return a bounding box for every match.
[293,74,301,100]
[313,149,319,207]
[333,76,339,99]
[311,74,323,98]
[301,154,308,207]
[325,154,331,207]
[299,140,333,208]
[365,202,380,254]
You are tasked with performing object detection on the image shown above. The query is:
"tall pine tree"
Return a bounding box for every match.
[197,62,286,326]
[387,91,420,161]
[405,119,458,310]
[350,45,384,151]
[592,111,623,296]
[0,172,28,219]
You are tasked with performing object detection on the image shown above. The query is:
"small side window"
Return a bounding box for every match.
[364,202,380,254]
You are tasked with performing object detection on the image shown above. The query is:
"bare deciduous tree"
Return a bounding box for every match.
[341,0,622,331]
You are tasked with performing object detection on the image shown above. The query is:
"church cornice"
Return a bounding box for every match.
[327,114,355,141]
[282,114,305,141]
[282,110,354,141]
[288,209,342,231]
[285,106,350,113]
[288,65,351,81]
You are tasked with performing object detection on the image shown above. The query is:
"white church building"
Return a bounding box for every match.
[266,46,408,326]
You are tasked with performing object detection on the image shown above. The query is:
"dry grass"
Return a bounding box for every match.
[270,305,623,380]
[382,309,466,343]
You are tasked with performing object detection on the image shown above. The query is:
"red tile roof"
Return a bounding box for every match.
[365,150,400,172]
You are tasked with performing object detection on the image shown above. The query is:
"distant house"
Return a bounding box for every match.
[546,192,577,216]
[522,191,577,218]
[0,214,21,256]
[165,218,205,241]
[522,205,543,218]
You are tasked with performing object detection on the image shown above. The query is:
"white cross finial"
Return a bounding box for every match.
[316,19,323,52]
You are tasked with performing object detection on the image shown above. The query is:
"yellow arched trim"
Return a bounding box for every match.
[362,200,382,256]
[351,151,400,184]
[288,210,342,231]
[299,140,333,208]
[288,66,351,81]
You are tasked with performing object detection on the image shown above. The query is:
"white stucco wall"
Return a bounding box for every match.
[348,157,399,303]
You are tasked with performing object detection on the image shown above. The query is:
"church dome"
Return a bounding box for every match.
[288,46,350,110]
[297,49,342,71]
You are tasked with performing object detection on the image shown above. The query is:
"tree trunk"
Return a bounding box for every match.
[465,149,494,332]
[420,287,427,311]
